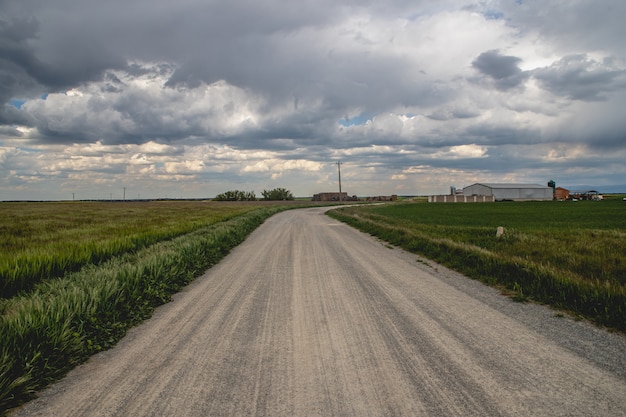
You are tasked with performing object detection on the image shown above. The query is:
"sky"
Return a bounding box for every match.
[1,0,625,200]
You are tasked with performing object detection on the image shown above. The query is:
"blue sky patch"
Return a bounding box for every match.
[483,10,505,20]
[9,99,26,109]
[339,113,374,127]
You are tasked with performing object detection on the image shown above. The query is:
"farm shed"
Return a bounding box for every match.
[462,183,553,201]
[554,187,569,200]
[428,194,495,203]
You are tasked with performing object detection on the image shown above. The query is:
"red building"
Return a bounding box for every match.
[554,187,569,200]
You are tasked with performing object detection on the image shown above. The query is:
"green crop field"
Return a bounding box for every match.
[0,200,306,413]
[0,200,278,298]
[1,201,261,298]
[328,196,626,332]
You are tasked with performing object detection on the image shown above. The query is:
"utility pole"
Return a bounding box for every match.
[123,187,126,201]
[336,161,342,202]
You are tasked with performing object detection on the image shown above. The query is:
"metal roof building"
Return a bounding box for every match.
[462,183,553,201]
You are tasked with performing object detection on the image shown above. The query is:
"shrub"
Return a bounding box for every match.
[262,188,294,201]
[213,190,257,201]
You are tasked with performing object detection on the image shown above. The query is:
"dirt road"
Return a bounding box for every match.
[12,207,626,416]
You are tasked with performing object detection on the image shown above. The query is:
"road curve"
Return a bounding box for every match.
[11,207,626,416]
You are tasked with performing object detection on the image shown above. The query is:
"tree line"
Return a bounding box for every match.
[213,188,294,201]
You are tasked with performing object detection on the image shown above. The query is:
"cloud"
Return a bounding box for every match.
[432,144,488,159]
[532,54,626,101]
[499,0,626,56]
[1,0,626,200]
[17,66,267,145]
[472,50,529,90]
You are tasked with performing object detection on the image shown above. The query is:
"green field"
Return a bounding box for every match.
[0,201,271,298]
[328,197,626,332]
[2,198,625,413]
[0,200,306,413]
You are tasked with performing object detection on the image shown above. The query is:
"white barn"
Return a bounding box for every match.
[462,183,553,201]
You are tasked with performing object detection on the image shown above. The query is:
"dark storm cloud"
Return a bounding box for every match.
[532,55,626,101]
[1,0,350,94]
[0,13,125,94]
[473,50,522,79]
[0,104,33,125]
[0,0,448,112]
[1,0,432,148]
[471,50,529,90]
[0,16,42,119]
[0,10,128,129]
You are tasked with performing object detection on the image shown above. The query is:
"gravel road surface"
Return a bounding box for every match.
[11,207,626,416]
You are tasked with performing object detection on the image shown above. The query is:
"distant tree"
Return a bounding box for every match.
[262,188,294,201]
[213,190,257,201]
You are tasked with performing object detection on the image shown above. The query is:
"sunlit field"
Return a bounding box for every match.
[328,196,626,332]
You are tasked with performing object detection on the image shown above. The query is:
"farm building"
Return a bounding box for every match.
[554,187,570,200]
[312,192,358,201]
[364,195,398,202]
[462,183,553,201]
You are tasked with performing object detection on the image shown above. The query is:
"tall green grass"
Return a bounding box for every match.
[328,198,626,331]
[0,201,261,298]
[0,204,287,414]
